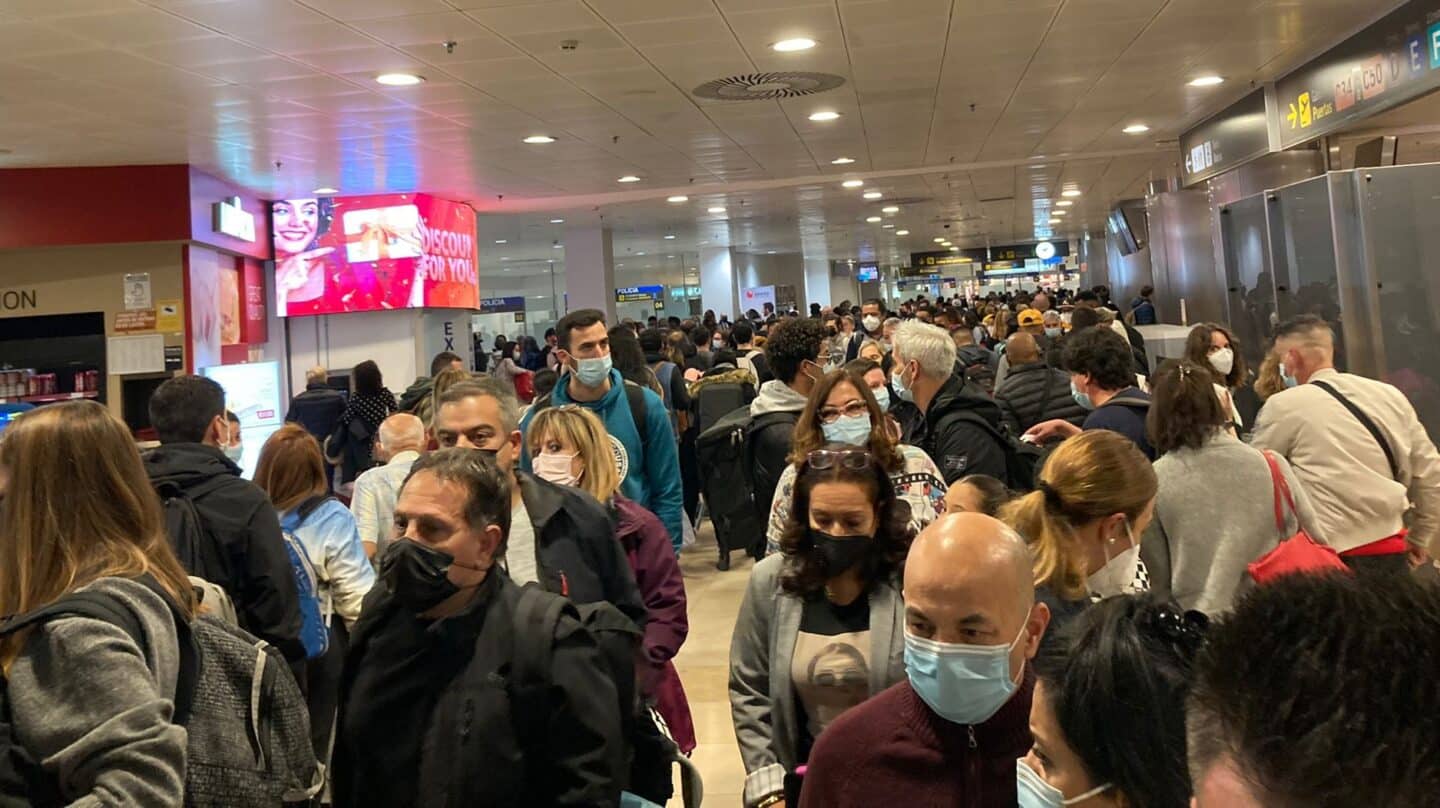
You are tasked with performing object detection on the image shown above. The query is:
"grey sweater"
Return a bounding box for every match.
[1141,433,1326,615]
[10,577,187,806]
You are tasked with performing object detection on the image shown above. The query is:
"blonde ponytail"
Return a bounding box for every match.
[1002,490,1089,601]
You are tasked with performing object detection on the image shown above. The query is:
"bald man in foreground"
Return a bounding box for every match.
[350,412,427,561]
[799,513,1050,807]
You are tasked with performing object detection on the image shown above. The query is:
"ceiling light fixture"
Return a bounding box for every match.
[949,246,959,251]
[772,37,816,52]
[553,243,563,248]
[664,234,676,239]
[312,186,339,195]
[1048,217,1061,224]
[896,229,909,235]
[809,110,841,122]
[617,175,641,183]
[866,216,882,222]
[375,72,424,86]
[882,224,895,229]
[863,191,882,200]
[1062,189,1082,198]
[831,156,855,165]
[933,237,945,243]
[522,135,556,144]
[550,218,565,223]
[1056,200,1073,207]
[708,206,727,214]
[767,250,777,254]
[1188,75,1225,87]
[1122,123,1150,134]
[495,239,507,244]
[667,195,689,203]
[1053,210,1067,216]
[842,179,864,188]
[881,205,899,213]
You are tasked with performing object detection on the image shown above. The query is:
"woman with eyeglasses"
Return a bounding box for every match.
[731,446,914,808]
[764,367,945,554]
[1019,594,1205,808]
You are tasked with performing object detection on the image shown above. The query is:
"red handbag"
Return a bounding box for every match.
[1247,451,1351,584]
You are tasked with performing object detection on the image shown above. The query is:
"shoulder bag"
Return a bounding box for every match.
[1247,451,1351,584]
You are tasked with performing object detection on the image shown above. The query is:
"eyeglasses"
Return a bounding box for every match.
[816,400,869,424]
[806,448,871,471]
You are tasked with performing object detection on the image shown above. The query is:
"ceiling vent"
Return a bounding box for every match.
[693,72,846,101]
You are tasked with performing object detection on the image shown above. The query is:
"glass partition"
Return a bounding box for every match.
[1219,194,1276,371]
[1271,175,1345,367]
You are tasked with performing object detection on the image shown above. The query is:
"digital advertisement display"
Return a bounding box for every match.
[272,193,479,317]
[200,361,283,480]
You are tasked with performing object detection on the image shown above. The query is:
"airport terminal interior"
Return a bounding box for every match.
[4,0,1440,806]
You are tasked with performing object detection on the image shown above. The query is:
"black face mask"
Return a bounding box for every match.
[379,539,468,613]
[808,528,872,577]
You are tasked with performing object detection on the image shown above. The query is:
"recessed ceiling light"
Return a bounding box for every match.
[842,179,864,188]
[1049,217,1062,224]
[949,246,959,251]
[553,243,563,248]
[1122,123,1150,134]
[667,195,689,203]
[550,218,565,223]
[664,234,676,239]
[896,229,910,235]
[501,257,509,261]
[772,37,816,52]
[312,187,339,195]
[1062,189,1082,198]
[1188,75,1225,87]
[1056,200,1073,207]
[495,239,507,244]
[376,72,424,86]
[618,175,642,183]
[708,206,726,214]
[882,224,895,229]
[1053,210,1067,216]
[809,111,841,122]
[863,191,882,200]
[522,135,556,144]
[866,216,882,223]
[1330,146,1341,152]
[767,250,777,254]
[881,205,899,213]
[831,156,855,165]
[637,251,646,255]
[933,237,945,243]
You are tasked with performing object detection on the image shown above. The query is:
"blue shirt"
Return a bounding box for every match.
[1084,388,1155,460]
[519,368,686,551]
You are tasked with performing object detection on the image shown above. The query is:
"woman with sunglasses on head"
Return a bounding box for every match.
[731,446,914,808]
[764,367,946,554]
[1019,593,1206,808]
[525,405,696,763]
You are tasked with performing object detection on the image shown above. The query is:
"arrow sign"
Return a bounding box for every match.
[1287,102,1298,128]
[1184,154,1192,172]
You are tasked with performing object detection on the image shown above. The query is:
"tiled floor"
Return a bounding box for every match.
[669,524,755,807]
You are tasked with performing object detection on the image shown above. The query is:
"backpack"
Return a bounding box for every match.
[157,477,239,625]
[693,373,754,436]
[695,408,791,557]
[510,585,673,804]
[957,350,997,396]
[940,410,1048,492]
[0,580,322,807]
[278,497,333,660]
[531,381,650,455]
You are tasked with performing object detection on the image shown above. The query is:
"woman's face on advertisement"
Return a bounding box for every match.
[273,199,320,254]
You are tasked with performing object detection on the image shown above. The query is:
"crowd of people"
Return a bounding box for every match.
[2,285,1439,807]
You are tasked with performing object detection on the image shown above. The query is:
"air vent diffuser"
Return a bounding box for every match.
[693,72,847,101]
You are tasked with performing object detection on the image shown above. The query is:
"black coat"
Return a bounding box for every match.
[285,383,346,442]
[994,362,1089,434]
[143,443,305,660]
[334,571,625,808]
[925,375,1008,485]
[748,411,800,526]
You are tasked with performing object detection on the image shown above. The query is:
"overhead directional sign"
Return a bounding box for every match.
[1275,0,1440,149]
[1180,88,1272,187]
[615,285,664,303]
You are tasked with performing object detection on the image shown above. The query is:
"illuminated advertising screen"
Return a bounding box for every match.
[272,193,479,317]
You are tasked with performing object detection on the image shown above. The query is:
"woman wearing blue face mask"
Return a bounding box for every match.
[1019,594,1206,808]
[764,368,946,554]
[730,446,914,808]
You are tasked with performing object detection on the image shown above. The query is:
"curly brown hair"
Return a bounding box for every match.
[788,368,904,473]
[777,444,914,597]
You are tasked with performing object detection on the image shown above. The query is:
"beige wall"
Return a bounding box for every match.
[0,243,186,416]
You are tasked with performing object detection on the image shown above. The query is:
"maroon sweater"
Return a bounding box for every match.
[798,670,1034,807]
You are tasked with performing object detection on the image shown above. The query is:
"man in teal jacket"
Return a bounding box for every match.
[519,309,686,551]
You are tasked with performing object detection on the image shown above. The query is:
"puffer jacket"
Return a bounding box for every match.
[994,361,1088,434]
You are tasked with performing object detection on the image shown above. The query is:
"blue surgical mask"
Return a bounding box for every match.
[903,622,1028,725]
[871,385,891,411]
[891,363,916,403]
[1017,759,1113,808]
[822,413,873,446]
[1279,362,1299,389]
[223,443,243,463]
[1044,327,1062,339]
[1070,380,1095,411]
[574,355,613,387]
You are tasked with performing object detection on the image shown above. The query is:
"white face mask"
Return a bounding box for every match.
[1086,518,1140,598]
[1209,347,1235,376]
[1016,759,1113,808]
[862,314,882,333]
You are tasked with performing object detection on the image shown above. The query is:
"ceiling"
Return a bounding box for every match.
[0,0,1398,263]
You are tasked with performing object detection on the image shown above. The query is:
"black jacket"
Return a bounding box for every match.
[994,362,1088,434]
[516,473,647,630]
[143,443,304,660]
[397,376,432,413]
[924,375,1008,485]
[285,383,347,442]
[334,571,624,808]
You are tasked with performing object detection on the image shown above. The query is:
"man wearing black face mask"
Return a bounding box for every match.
[332,449,625,807]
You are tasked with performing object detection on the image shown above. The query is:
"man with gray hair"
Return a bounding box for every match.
[350,412,427,561]
[286,365,347,488]
[891,320,1008,484]
[799,513,1050,805]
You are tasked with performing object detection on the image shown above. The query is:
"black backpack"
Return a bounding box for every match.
[939,410,1048,493]
[156,477,234,598]
[693,373,755,436]
[695,407,792,558]
[510,585,673,804]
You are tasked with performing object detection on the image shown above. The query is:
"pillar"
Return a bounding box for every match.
[804,257,831,311]
[563,226,616,320]
[699,246,737,321]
